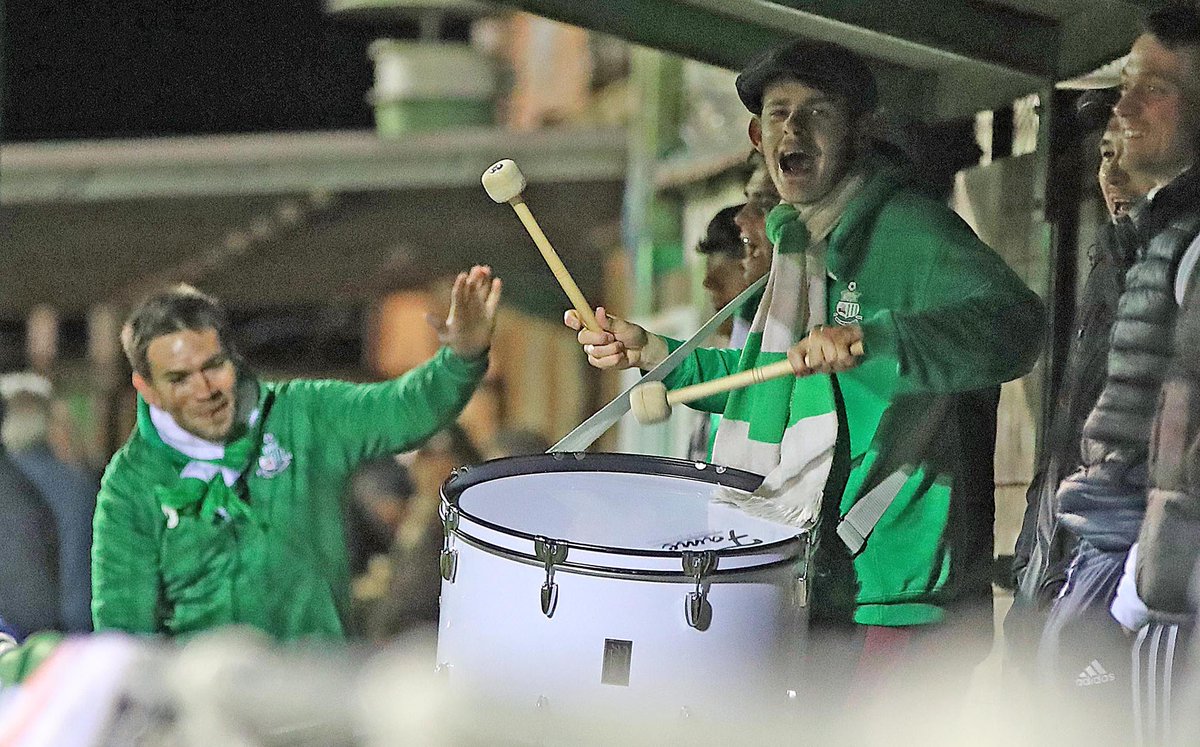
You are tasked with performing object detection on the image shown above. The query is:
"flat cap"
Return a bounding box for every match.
[736,40,877,117]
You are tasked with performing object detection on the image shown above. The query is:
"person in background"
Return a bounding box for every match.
[347,456,414,635]
[689,204,754,461]
[1005,89,1154,675]
[365,424,481,643]
[344,456,414,577]
[2,380,99,634]
[482,427,550,460]
[736,152,780,289]
[698,204,753,345]
[1134,256,1200,744]
[733,152,779,357]
[0,395,60,640]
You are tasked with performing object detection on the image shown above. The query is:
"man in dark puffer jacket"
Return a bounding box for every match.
[1135,275,1200,745]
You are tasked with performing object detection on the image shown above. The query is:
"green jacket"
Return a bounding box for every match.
[665,164,1044,626]
[92,346,486,640]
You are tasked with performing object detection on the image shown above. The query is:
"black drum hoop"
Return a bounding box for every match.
[441,452,802,561]
[451,528,808,582]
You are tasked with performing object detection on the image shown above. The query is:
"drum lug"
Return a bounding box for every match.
[440,506,460,582]
[682,550,718,631]
[535,537,569,618]
[794,535,813,608]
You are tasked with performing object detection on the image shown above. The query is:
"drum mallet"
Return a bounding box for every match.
[482,159,601,332]
[629,341,865,424]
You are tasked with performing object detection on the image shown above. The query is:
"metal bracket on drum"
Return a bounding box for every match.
[534,537,569,618]
[795,538,812,609]
[682,550,718,631]
[440,507,460,582]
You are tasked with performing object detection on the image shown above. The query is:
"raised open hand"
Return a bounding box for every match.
[435,265,502,359]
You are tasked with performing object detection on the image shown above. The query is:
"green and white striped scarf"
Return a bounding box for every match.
[712,167,866,529]
[139,378,266,528]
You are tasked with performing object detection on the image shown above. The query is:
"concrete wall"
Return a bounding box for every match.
[954,154,1048,555]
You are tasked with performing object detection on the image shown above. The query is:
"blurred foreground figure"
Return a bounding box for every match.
[92,268,500,640]
[0,626,1051,746]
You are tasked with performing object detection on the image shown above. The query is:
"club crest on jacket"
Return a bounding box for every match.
[256,433,293,478]
[835,281,862,326]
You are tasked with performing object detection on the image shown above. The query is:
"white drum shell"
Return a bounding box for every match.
[438,537,807,717]
[434,457,809,727]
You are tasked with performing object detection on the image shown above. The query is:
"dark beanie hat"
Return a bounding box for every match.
[736,40,877,117]
[1075,87,1120,134]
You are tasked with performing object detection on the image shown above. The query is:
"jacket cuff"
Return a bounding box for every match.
[661,335,685,354]
[658,336,688,388]
[438,345,489,380]
[1110,543,1151,631]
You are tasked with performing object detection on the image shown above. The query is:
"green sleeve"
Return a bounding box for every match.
[91,470,162,634]
[303,346,488,462]
[659,337,743,414]
[859,207,1045,395]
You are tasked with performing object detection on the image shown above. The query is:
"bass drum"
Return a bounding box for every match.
[435,453,809,735]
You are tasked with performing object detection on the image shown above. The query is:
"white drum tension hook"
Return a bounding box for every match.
[534,537,569,618]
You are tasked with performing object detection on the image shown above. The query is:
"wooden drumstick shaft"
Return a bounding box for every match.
[665,341,865,406]
[508,197,601,332]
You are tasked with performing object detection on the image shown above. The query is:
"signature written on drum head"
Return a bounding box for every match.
[659,529,764,552]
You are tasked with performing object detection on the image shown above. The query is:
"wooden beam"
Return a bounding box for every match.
[1,126,626,204]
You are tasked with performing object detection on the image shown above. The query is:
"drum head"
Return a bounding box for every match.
[442,453,803,573]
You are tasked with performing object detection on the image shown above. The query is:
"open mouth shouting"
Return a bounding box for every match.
[778,148,815,179]
[768,138,840,204]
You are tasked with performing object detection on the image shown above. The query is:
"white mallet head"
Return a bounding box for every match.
[629,381,671,425]
[482,159,527,204]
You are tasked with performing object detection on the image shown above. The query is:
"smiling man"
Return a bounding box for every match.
[565,40,1043,707]
[92,268,500,640]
